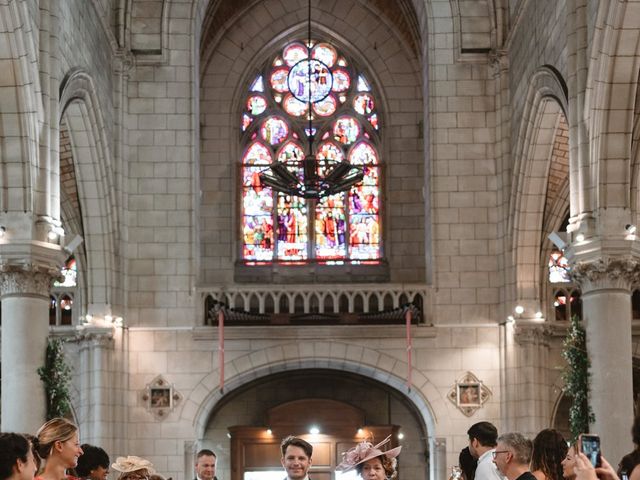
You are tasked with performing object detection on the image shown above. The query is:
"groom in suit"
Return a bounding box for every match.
[195,449,218,480]
[280,436,313,480]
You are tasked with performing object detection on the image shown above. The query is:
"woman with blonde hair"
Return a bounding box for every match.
[33,418,83,480]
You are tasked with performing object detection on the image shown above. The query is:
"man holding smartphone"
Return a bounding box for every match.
[492,433,535,480]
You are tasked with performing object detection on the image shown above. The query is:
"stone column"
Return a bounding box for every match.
[0,268,55,432]
[512,323,552,436]
[572,258,635,461]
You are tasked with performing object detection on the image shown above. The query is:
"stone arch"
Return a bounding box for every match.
[510,66,568,309]
[59,69,119,315]
[586,0,640,212]
[186,343,446,446]
[122,0,168,60]
[0,0,43,212]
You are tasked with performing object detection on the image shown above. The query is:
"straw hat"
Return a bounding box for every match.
[336,435,402,472]
[111,456,156,475]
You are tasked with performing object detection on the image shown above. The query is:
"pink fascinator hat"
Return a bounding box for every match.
[336,435,402,472]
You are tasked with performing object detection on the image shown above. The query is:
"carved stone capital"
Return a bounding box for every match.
[0,268,58,298]
[514,323,552,346]
[570,258,640,293]
[76,327,114,350]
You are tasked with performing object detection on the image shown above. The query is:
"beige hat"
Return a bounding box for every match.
[336,435,402,472]
[111,456,156,475]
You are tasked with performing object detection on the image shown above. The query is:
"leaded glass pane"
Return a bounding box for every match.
[243,142,272,165]
[349,142,378,165]
[54,257,77,287]
[243,215,274,261]
[313,95,337,116]
[260,117,289,145]
[287,59,333,103]
[277,195,308,260]
[356,75,370,92]
[333,117,360,144]
[549,250,571,283]
[270,68,289,92]
[283,42,308,66]
[312,43,337,67]
[247,95,267,115]
[242,114,253,131]
[250,75,264,92]
[332,69,350,92]
[315,195,347,259]
[283,94,308,117]
[353,93,374,115]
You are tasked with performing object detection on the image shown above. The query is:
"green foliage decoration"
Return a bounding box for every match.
[562,314,595,443]
[37,338,73,419]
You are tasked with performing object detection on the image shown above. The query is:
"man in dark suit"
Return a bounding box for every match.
[195,449,217,480]
[280,436,313,480]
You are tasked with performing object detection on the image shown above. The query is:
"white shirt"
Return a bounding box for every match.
[475,449,506,480]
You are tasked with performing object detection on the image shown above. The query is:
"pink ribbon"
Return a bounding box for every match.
[218,309,224,392]
[405,309,413,390]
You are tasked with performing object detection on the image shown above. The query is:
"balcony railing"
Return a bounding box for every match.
[199,283,431,326]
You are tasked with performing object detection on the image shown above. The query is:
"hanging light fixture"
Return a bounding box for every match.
[259,0,364,199]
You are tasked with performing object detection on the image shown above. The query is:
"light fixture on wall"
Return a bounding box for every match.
[258,0,364,199]
[626,224,637,235]
[0,226,5,238]
[309,426,320,434]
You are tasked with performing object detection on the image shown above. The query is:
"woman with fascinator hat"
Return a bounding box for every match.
[337,436,402,480]
[111,457,155,480]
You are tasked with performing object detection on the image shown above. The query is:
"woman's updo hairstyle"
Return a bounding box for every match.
[35,418,78,460]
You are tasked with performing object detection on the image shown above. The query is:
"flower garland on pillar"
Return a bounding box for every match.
[37,338,73,419]
[561,315,595,442]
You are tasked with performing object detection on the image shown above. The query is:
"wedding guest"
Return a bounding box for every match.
[111,456,155,480]
[0,433,38,480]
[531,429,568,480]
[34,418,83,480]
[337,435,402,480]
[75,445,109,480]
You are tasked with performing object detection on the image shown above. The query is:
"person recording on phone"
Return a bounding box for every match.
[573,450,618,480]
[491,432,534,480]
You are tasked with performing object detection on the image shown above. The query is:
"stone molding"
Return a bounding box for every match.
[0,268,58,298]
[514,322,552,346]
[570,257,640,293]
[76,327,114,350]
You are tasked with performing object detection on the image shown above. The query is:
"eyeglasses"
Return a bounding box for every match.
[492,450,510,459]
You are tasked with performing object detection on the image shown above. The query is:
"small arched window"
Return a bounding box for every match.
[51,256,77,326]
[240,40,382,264]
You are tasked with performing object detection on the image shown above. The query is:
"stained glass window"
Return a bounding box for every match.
[548,249,570,283]
[54,256,77,287]
[240,40,382,263]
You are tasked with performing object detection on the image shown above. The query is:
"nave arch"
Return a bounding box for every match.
[58,69,120,315]
[510,65,569,310]
[184,344,454,480]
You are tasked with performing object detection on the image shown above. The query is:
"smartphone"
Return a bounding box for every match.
[579,433,601,468]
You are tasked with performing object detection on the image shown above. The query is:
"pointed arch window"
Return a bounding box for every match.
[240,40,382,264]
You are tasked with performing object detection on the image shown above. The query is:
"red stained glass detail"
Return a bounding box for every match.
[270,67,290,92]
[331,69,350,92]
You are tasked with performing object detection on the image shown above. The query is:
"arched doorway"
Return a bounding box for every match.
[199,369,429,480]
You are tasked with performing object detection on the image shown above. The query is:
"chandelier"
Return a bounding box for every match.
[259,1,364,199]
